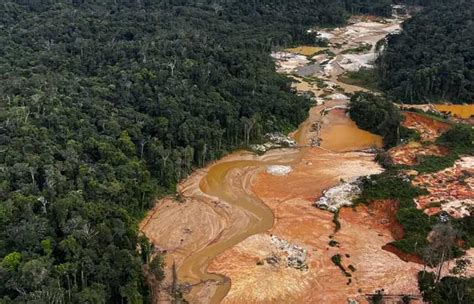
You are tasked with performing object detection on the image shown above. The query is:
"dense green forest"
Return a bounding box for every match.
[0,0,395,302]
[348,92,403,147]
[377,0,474,103]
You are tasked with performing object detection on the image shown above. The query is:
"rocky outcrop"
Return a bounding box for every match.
[315,180,361,212]
[250,133,297,153]
[270,235,308,271]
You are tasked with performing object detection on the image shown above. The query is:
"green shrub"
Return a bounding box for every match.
[395,123,473,173]
[354,172,427,208]
[400,126,421,142]
[333,210,341,233]
[453,216,474,248]
[149,254,165,282]
[402,295,411,304]
[402,154,458,174]
[331,254,342,265]
[371,290,384,304]
[437,124,474,150]
[331,254,351,277]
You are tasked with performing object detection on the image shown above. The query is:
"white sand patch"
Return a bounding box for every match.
[456,156,474,172]
[266,165,292,176]
[326,93,349,100]
[315,97,325,105]
[317,31,334,40]
[315,181,361,212]
[339,53,377,71]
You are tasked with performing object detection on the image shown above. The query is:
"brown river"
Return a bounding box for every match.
[140,14,425,304]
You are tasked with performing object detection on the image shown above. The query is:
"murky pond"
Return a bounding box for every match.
[285,46,326,56]
[320,109,383,152]
[435,104,474,119]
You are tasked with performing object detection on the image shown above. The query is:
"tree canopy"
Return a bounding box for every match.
[377,0,474,103]
[0,0,394,302]
[349,92,403,147]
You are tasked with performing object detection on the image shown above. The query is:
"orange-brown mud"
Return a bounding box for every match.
[382,244,424,264]
[402,112,451,142]
[209,194,422,304]
[399,104,474,125]
[253,149,382,202]
[339,200,404,240]
[140,14,428,304]
[340,201,424,264]
[388,142,449,165]
[140,101,394,303]
[291,99,344,146]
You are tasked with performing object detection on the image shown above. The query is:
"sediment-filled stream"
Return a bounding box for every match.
[140,13,426,304]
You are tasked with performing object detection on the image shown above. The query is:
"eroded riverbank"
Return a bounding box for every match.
[140,13,426,304]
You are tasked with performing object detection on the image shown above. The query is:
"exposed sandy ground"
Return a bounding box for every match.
[323,18,403,93]
[281,15,404,96]
[271,52,309,74]
[140,150,301,303]
[140,101,387,303]
[139,12,457,304]
[291,99,344,146]
[253,149,383,203]
[210,196,423,304]
[390,111,472,219]
[442,248,474,278]
[399,104,436,112]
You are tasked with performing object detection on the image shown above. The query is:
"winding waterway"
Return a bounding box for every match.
[141,14,411,304]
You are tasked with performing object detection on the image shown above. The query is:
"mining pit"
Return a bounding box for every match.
[140,12,471,304]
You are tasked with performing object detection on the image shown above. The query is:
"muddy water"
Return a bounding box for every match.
[320,109,383,152]
[435,104,474,119]
[180,160,270,303]
[142,15,405,304]
[184,106,383,302]
[177,18,393,302]
[179,151,303,303]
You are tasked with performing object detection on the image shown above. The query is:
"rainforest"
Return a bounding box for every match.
[1,0,472,303]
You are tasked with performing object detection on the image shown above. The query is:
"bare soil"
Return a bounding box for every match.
[139,14,439,304]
